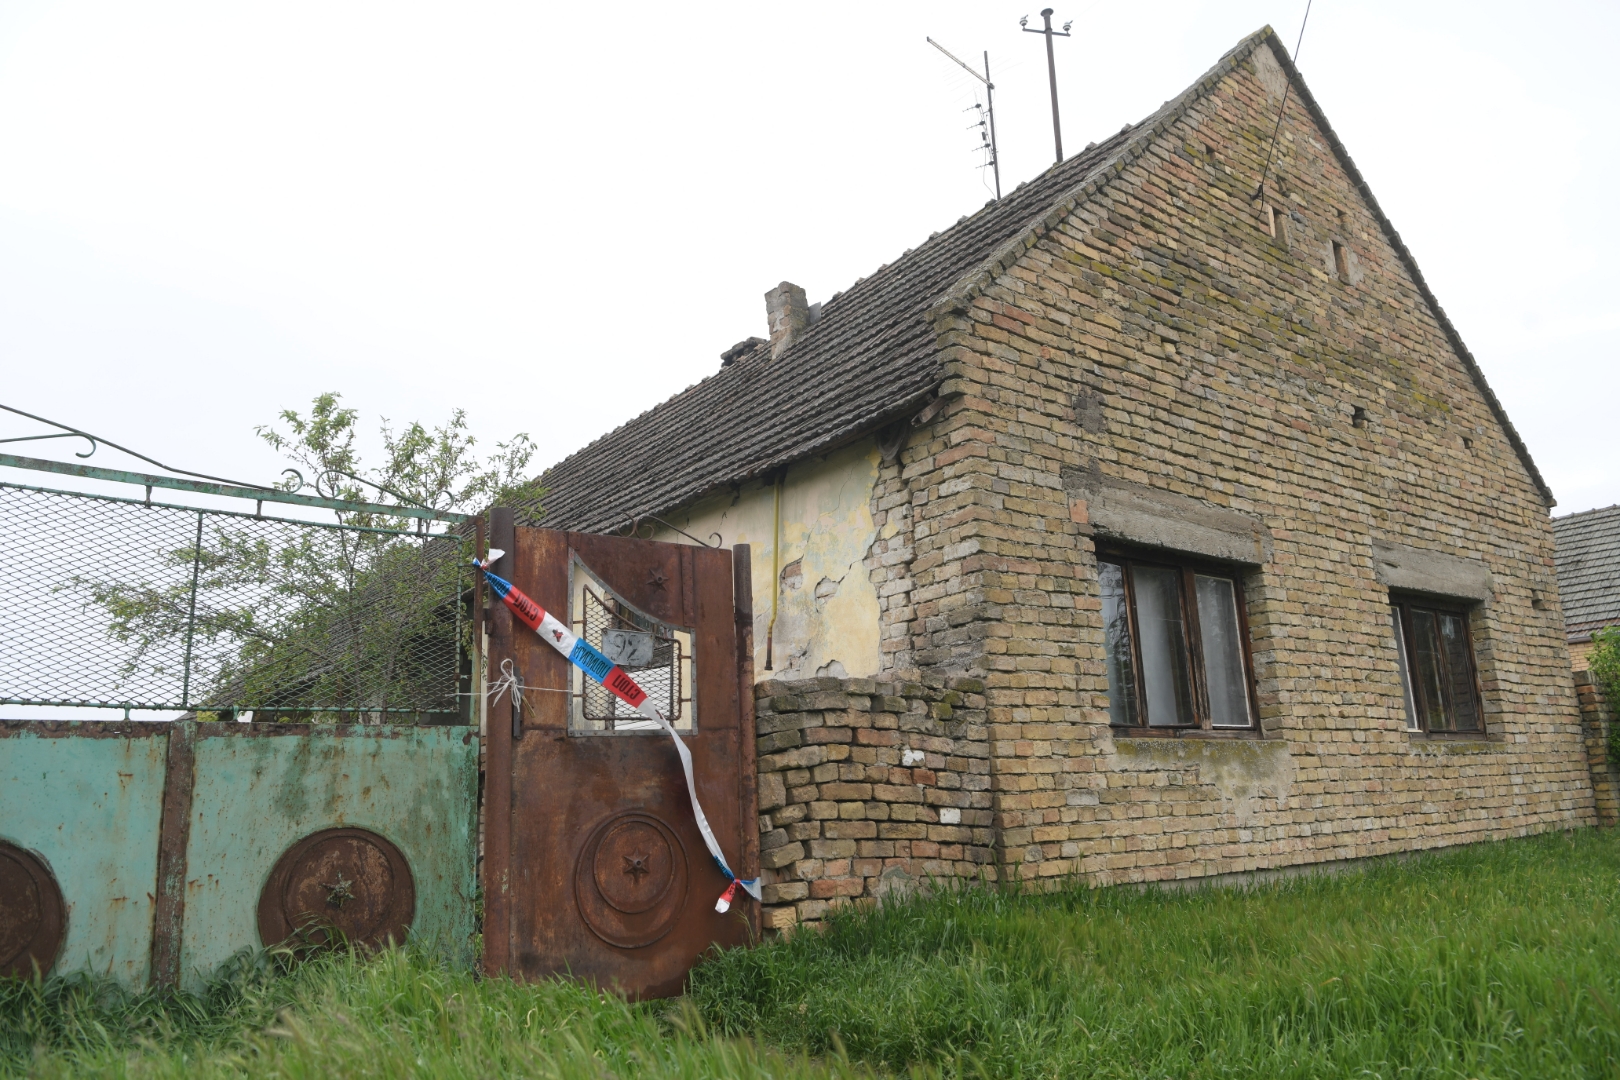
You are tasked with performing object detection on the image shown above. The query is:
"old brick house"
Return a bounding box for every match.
[527,27,1600,930]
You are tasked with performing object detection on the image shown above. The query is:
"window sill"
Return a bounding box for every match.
[1109,726,1266,740]
[1404,730,1503,750]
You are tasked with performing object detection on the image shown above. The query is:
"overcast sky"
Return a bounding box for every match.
[1,1,1615,516]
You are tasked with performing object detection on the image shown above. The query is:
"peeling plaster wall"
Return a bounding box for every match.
[650,438,883,682]
[1107,737,1299,831]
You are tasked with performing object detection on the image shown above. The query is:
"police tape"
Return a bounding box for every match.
[475,552,761,913]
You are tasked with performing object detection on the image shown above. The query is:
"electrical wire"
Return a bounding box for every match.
[1252,0,1314,207]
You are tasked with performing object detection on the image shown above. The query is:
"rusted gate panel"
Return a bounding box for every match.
[483,526,758,998]
[0,720,478,990]
[179,723,478,991]
[0,722,168,985]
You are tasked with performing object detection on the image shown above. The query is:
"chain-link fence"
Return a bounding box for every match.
[1,482,473,722]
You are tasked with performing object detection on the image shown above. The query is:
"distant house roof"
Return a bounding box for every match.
[1553,504,1620,640]
[526,27,1552,535]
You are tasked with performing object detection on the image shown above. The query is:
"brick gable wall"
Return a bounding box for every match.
[910,45,1597,889]
[752,42,1598,931]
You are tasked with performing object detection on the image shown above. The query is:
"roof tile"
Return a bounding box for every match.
[1553,505,1620,636]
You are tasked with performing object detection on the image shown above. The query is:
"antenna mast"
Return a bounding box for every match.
[1021,9,1071,163]
[926,36,1001,200]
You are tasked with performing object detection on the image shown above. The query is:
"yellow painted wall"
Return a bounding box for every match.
[648,438,882,682]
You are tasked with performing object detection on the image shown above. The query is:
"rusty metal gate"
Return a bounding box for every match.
[481,519,758,998]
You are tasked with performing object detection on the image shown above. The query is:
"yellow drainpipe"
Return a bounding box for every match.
[765,472,783,670]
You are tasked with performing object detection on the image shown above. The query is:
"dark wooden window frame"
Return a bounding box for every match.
[1098,548,1261,737]
[1389,593,1487,737]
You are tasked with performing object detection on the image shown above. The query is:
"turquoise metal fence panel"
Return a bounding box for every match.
[0,724,167,986]
[179,724,478,991]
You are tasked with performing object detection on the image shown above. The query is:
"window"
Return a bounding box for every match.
[1099,554,1257,732]
[569,555,696,733]
[1389,597,1482,733]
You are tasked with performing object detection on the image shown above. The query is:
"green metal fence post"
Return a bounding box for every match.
[180,511,203,709]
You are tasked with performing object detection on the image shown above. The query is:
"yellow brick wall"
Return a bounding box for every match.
[897,40,1595,889]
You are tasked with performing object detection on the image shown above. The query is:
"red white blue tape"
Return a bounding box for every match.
[477,554,760,912]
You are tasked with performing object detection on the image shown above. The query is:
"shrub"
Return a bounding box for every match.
[1590,625,1620,764]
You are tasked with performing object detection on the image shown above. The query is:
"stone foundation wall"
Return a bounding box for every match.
[1576,671,1619,826]
[753,676,991,930]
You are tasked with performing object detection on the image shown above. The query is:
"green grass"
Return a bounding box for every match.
[0,950,870,1079]
[5,829,1619,1078]
[693,828,1620,1078]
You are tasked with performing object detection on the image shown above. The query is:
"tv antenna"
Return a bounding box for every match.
[926,37,1001,200]
[1021,9,1071,163]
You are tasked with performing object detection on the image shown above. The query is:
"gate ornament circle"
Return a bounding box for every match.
[0,842,65,979]
[257,828,415,952]
[575,812,687,948]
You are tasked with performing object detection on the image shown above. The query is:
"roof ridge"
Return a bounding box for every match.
[1553,503,1620,524]
[525,25,1558,534]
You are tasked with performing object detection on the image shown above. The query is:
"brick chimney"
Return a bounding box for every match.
[765,281,810,359]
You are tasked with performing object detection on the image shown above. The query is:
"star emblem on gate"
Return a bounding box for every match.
[647,570,668,590]
[622,852,651,881]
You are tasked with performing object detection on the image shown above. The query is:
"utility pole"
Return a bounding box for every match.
[927,37,1001,200]
[983,51,1001,199]
[1021,9,1071,163]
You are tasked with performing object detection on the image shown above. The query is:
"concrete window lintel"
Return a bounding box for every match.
[1370,539,1494,603]
[1064,472,1272,566]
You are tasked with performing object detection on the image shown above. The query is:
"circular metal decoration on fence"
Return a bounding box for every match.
[574,811,688,949]
[257,828,415,952]
[0,841,65,979]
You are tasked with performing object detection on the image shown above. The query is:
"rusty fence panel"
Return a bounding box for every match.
[0,720,479,990]
[0,723,168,984]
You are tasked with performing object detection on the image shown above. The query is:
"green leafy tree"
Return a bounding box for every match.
[74,393,542,720]
[1589,626,1620,764]
[258,393,541,531]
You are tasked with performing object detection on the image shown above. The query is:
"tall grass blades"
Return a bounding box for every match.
[1,950,873,1079]
[690,829,1620,1079]
[4,830,1617,1077]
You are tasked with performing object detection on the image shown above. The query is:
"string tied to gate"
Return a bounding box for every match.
[485,658,569,708]
[475,551,761,913]
[488,658,524,712]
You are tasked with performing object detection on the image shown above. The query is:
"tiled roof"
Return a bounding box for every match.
[527,27,1552,535]
[1552,504,1620,639]
[523,124,1146,534]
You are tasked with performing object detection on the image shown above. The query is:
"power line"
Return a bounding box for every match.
[1252,0,1314,207]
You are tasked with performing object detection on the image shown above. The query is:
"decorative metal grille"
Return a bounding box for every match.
[570,559,693,732]
[580,585,681,724]
[0,482,471,722]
